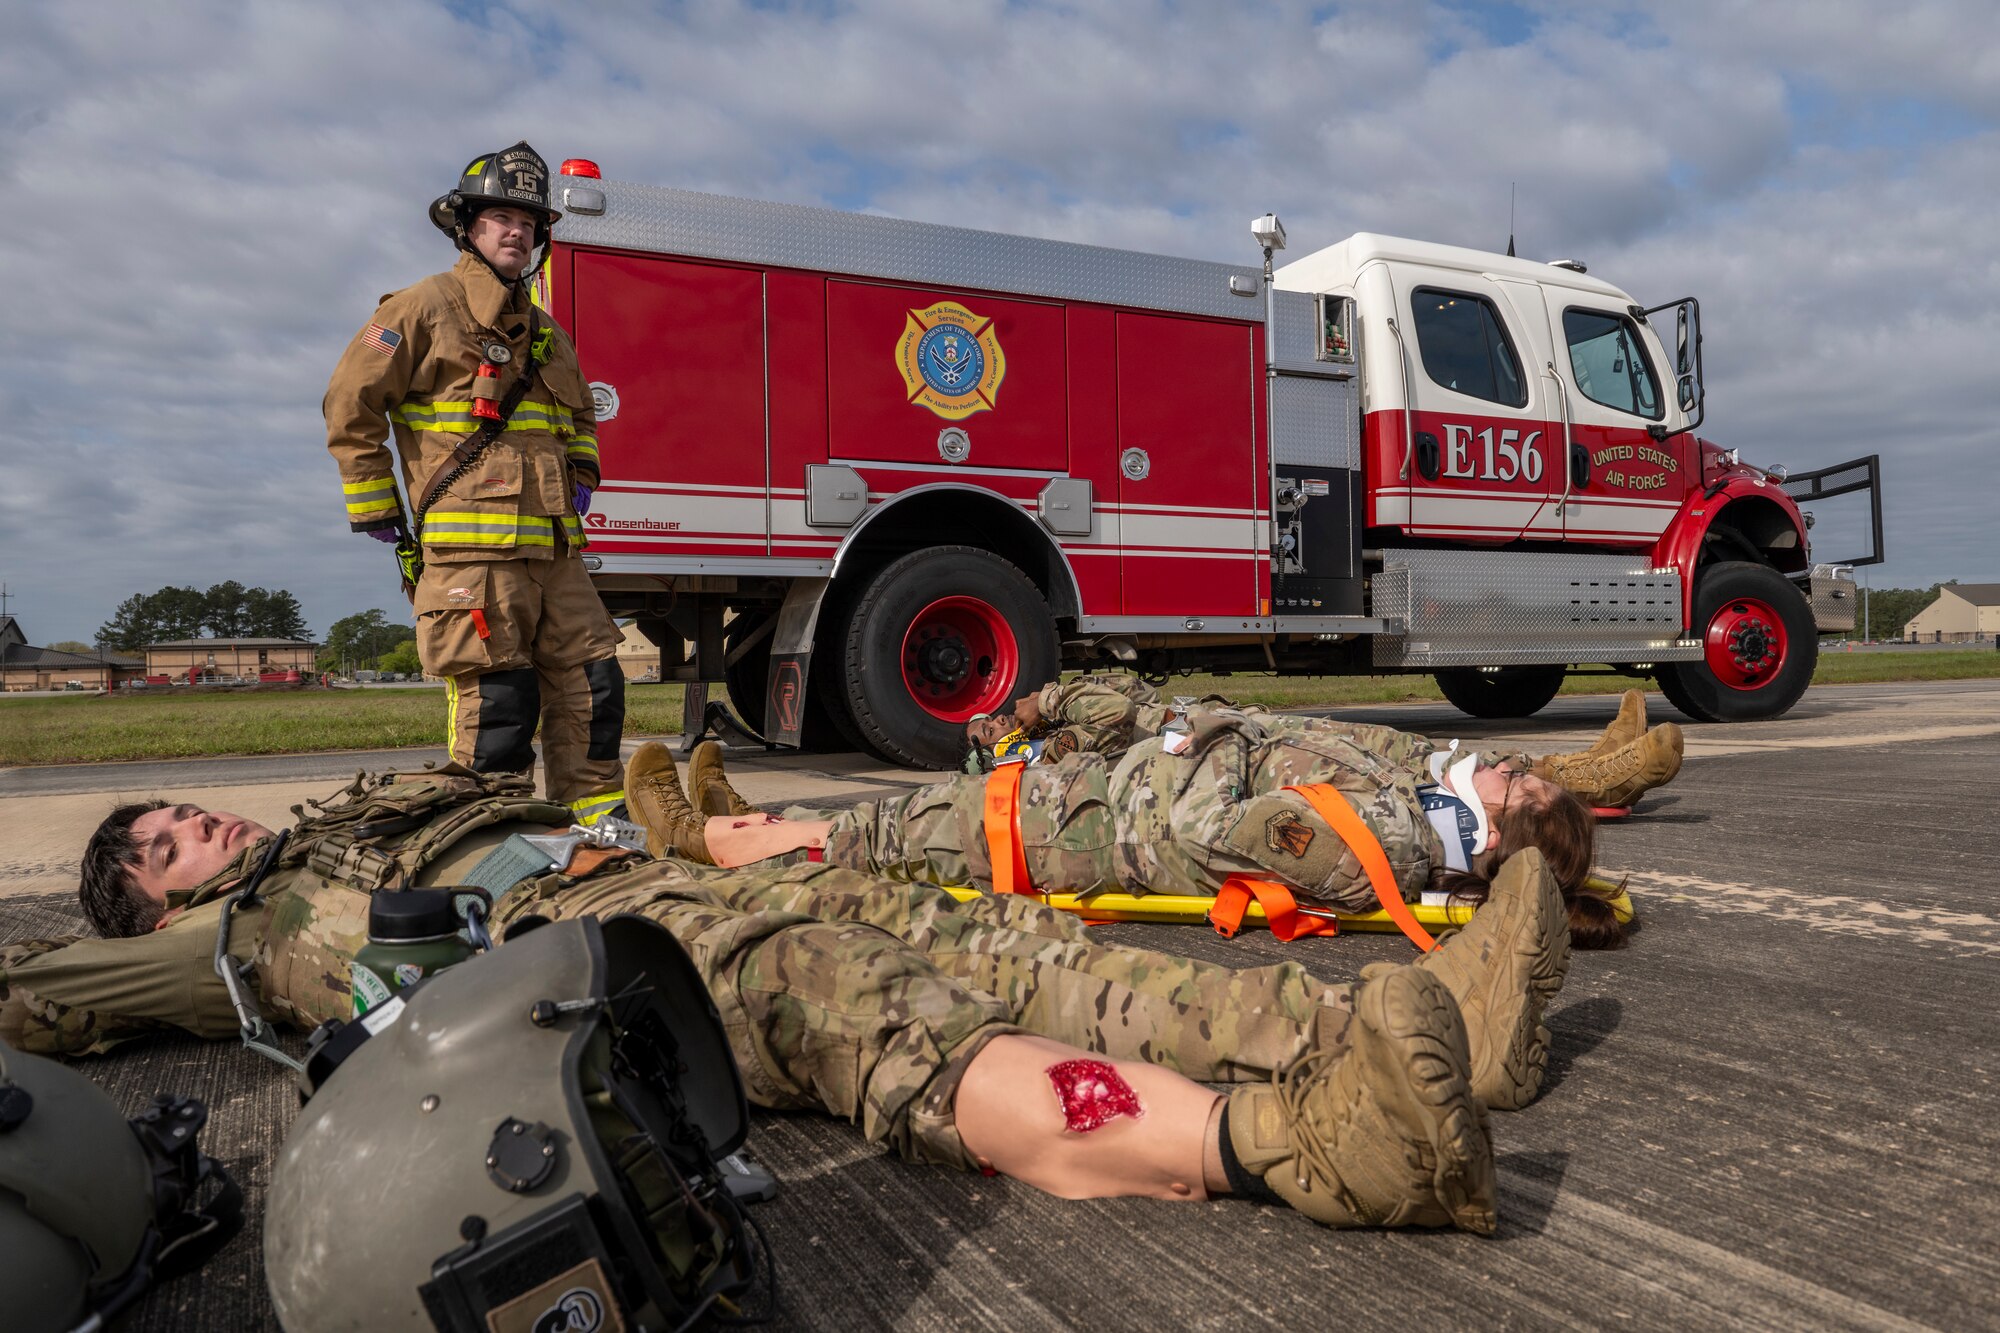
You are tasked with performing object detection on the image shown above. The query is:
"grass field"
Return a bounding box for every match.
[4,650,1996,765]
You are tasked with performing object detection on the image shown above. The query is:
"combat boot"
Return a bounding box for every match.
[625,742,714,864]
[689,740,757,817]
[1530,722,1683,807]
[1584,689,1648,757]
[1224,964,1496,1234]
[1415,848,1569,1111]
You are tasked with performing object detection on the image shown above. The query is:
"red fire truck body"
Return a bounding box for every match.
[539,168,1879,769]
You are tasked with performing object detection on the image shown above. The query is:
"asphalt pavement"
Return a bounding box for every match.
[2,679,1996,1331]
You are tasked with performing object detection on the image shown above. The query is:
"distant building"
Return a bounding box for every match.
[1901,584,2000,643]
[616,620,666,681]
[0,617,145,691]
[146,637,319,681]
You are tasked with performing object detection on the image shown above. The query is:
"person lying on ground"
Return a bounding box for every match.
[3,770,1577,1234]
[968,677,1681,812]
[640,699,1629,947]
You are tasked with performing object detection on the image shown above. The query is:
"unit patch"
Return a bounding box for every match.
[895,300,1006,420]
[1265,810,1316,859]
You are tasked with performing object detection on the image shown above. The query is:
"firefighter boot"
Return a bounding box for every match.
[626,742,714,864]
[1223,965,1496,1234]
[689,741,757,817]
[1530,723,1684,808]
[1415,848,1569,1111]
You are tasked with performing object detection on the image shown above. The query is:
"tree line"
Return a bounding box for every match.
[319,609,420,676]
[96,583,310,653]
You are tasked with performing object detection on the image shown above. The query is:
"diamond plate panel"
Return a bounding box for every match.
[557,178,1262,321]
[1371,548,1700,667]
[1271,289,1320,365]
[1807,567,1857,631]
[1271,375,1358,469]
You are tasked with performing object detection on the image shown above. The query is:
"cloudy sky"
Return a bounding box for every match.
[3,0,1994,645]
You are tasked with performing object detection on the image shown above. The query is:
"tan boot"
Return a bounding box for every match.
[1415,849,1569,1111]
[1586,689,1648,757]
[1530,722,1684,807]
[625,742,714,864]
[689,740,756,817]
[1224,964,1496,1234]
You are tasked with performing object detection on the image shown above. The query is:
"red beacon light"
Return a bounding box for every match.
[560,159,602,179]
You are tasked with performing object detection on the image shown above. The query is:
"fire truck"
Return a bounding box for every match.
[538,161,1883,769]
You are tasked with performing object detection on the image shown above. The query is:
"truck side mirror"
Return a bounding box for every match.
[1678,373,1700,413]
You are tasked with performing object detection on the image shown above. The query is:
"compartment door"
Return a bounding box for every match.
[569,252,769,553]
[1114,313,1259,615]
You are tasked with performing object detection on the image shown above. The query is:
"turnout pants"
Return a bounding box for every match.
[491,860,1349,1172]
[414,554,626,821]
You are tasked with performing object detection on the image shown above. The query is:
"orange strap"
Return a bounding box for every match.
[1284,783,1437,952]
[981,763,1033,895]
[1209,875,1340,941]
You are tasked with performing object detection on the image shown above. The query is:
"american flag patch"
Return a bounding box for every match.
[361,323,403,357]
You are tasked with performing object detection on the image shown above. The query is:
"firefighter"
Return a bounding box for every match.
[323,141,626,825]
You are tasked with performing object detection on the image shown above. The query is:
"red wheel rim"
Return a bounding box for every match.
[898,595,1019,722]
[1702,596,1789,691]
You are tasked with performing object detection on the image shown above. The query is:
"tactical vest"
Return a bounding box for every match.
[188,769,576,1033]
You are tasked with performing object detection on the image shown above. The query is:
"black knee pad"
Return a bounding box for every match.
[585,656,626,761]
[471,667,540,773]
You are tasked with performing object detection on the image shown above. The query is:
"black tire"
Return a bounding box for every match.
[1657,560,1818,722]
[721,612,853,751]
[1435,665,1567,719]
[838,546,1059,769]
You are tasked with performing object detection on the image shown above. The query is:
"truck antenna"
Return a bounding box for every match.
[1506,183,1516,258]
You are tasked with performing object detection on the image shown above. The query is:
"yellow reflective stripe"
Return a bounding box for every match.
[343,477,398,496]
[423,531,557,547]
[565,442,599,464]
[425,512,555,529]
[570,790,625,824]
[346,497,402,515]
[445,677,461,749]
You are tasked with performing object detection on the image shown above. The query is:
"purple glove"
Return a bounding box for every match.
[572,482,593,517]
[364,526,402,544]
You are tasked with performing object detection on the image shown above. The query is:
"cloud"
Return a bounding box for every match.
[1,0,1992,648]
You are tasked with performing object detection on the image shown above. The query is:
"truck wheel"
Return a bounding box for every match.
[1435,665,1566,719]
[721,613,853,751]
[839,546,1058,769]
[1658,560,1817,722]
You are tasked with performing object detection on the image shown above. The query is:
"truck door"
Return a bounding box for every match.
[1543,296,1684,546]
[1384,265,1561,541]
[568,251,770,554]
[1114,312,1259,615]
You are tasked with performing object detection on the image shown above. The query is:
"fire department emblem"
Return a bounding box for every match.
[895,300,1006,421]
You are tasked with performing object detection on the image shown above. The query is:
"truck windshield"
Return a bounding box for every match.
[1563,309,1662,420]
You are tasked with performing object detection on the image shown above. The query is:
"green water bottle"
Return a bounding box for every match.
[350,889,476,1017]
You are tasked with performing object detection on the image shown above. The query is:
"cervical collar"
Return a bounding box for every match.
[1420,744,1493,871]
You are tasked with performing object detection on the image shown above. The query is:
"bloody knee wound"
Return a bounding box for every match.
[1047,1059,1143,1133]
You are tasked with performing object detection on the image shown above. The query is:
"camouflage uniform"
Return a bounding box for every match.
[821,704,1450,912]
[1029,675,1528,777]
[0,774,1347,1172]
